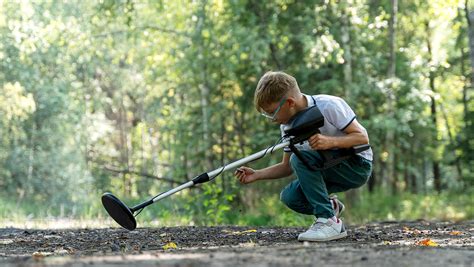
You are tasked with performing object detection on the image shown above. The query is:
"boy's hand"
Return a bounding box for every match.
[234,166,259,184]
[308,133,335,150]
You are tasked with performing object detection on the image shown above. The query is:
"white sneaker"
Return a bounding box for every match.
[298,217,347,242]
[330,195,345,218]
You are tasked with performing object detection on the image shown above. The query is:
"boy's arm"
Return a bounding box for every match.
[235,153,293,184]
[256,152,293,180]
[308,119,369,150]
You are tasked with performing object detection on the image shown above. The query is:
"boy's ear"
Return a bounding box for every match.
[287,97,296,108]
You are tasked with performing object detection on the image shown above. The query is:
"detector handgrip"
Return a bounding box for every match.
[352,144,371,154]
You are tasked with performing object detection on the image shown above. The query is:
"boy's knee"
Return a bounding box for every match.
[280,187,301,208]
[350,174,370,189]
[280,186,313,215]
[358,174,370,186]
[279,188,292,206]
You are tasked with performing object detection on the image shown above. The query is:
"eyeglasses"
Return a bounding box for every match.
[261,96,287,120]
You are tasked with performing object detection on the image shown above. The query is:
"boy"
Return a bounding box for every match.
[234,71,373,242]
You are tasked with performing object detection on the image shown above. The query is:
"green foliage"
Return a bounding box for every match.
[344,189,474,223]
[2,188,472,227]
[0,0,472,226]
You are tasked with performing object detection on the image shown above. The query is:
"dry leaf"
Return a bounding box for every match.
[223,229,258,235]
[403,227,421,234]
[162,242,177,250]
[32,251,45,260]
[449,231,461,236]
[416,239,438,247]
[239,229,257,234]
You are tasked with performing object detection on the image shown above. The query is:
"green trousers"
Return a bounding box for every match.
[280,150,372,218]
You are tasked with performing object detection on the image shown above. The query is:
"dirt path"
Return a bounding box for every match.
[0,221,473,266]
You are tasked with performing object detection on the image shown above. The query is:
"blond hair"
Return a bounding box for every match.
[254,71,300,112]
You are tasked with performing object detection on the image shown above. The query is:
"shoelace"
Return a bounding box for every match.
[309,220,329,231]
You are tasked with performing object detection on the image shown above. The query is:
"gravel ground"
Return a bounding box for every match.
[0,220,473,266]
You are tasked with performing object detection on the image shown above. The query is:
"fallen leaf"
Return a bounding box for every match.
[162,242,177,250]
[32,252,45,260]
[403,227,421,235]
[239,229,257,234]
[416,239,438,247]
[449,231,462,236]
[222,229,257,235]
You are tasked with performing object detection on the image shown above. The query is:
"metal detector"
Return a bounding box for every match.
[102,105,370,230]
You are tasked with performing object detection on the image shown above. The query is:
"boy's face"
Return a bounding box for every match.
[261,96,297,124]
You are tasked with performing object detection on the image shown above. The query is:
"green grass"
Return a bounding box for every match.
[1,189,472,228]
[341,189,473,223]
[220,189,474,226]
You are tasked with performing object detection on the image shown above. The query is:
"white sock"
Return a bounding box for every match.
[330,216,338,223]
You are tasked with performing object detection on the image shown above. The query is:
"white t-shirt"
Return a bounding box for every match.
[280,94,373,161]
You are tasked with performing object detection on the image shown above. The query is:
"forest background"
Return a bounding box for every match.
[0,0,473,228]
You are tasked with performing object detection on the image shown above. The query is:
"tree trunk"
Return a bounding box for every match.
[385,0,398,194]
[422,157,428,194]
[269,43,283,70]
[461,45,470,138]
[119,98,131,196]
[388,0,397,78]
[340,0,352,98]
[464,0,474,175]
[220,115,227,195]
[429,90,441,192]
[404,155,409,191]
[196,0,213,170]
[368,163,376,192]
[465,0,474,85]
[392,136,398,193]
[232,105,247,160]
[439,103,463,180]
[410,142,417,193]
[199,82,212,170]
[426,21,441,192]
[339,1,359,203]
[460,45,470,168]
